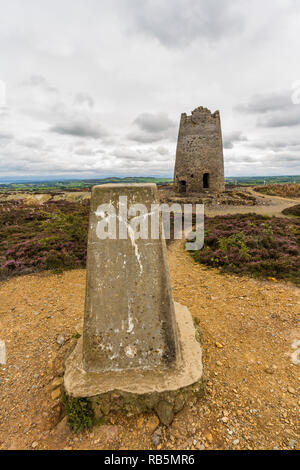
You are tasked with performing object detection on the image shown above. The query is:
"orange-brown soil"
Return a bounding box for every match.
[0,241,299,450]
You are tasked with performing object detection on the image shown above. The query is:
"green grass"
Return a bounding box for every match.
[1,175,300,193]
[0,177,173,193]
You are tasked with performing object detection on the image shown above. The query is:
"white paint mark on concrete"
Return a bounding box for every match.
[109,353,119,361]
[125,345,137,358]
[127,301,134,334]
[0,340,6,365]
[113,211,143,275]
[126,223,143,275]
[98,342,113,353]
[94,206,144,275]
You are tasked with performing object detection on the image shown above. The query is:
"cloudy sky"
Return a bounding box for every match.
[0,0,300,180]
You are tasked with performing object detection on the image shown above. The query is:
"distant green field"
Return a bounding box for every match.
[225,176,300,186]
[0,175,299,192]
[0,177,173,192]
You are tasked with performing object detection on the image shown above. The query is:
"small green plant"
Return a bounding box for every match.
[262,223,275,243]
[219,232,250,259]
[289,225,298,236]
[42,212,87,241]
[64,396,95,433]
[72,333,81,340]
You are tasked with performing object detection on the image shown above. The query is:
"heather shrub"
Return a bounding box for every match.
[192,214,300,285]
[282,204,300,218]
[255,183,300,198]
[0,200,89,279]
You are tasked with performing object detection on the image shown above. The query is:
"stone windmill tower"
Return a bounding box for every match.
[174,106,225,193]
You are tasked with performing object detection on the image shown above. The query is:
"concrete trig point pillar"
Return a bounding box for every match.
[64,184,203,425]
[83,184,179,372]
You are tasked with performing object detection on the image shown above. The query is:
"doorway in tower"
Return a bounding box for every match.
[179,180,187,193]
[203,173,210,189]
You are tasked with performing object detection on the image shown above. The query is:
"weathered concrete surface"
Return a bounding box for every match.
[64,303,203,402]
[174,106,225,193]
[82,183,180,372]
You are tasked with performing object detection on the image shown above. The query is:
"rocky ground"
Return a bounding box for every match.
[0,190,91,206]
[0,239,299,450]
[158,185,258,207]
[1,185,298,217]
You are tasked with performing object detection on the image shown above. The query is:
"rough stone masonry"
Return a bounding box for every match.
[64,184,203,425]
[174,106,225,194]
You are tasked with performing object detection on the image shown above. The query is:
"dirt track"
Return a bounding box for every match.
[205,188,300,218]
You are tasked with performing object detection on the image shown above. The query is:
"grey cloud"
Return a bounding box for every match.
[223,131,248,149]
[247,139,300,151]
[133,112,176,133]
[112,146,173,164]
[74,147,95,156]
[236,90,291,114]
[22,75,58,94]
[225,154,257,164]
[225,150,300,174]
[17,137,45,149]
[258,107,300,127]
[124,0,244,47]
[74,145,105,156]
[128,112,176,143]
[156,146,170,156]
[237,89,300,128]
[18,77,106,139]
[74,93,94,108]
[265,151,300,163]
[113,148,147,161]
[126,130,166,144]
[0,131,13,140]
[50,118,105,138]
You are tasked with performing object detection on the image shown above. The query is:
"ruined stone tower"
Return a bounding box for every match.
[174,106,225,193]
